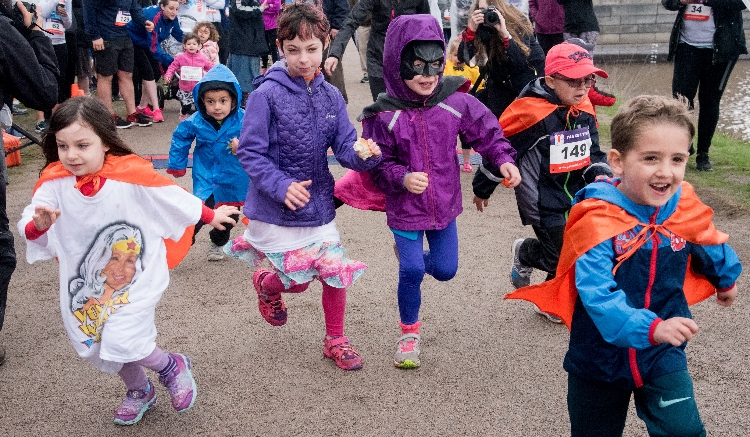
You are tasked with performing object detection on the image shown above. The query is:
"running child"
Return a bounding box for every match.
[164,33,214,120]
[442,36,480,173]
[19,96,239,426]
[507,95,741,436]
[224,2,381,371]
[194,21,221,66]
[168,64,248,261]
[365,14,520,368]
[473,41,612,322]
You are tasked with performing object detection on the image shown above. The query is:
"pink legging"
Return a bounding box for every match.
[261,272,346,337]
[118,347,170,391]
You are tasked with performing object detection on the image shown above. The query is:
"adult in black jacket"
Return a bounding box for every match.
[458,0,544,117]
[556,0,599,47]
[324,0,430,101]
[321,0,351,102]
[0,0,60,366]
[663,0,747,171]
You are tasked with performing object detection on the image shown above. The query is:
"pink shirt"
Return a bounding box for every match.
[165,51,214,92]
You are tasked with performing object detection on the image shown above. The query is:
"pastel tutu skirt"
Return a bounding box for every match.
[224,237,367,289]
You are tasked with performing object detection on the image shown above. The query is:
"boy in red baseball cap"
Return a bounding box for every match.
[473,42,612,322]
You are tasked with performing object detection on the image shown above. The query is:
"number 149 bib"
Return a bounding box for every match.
[549,127,591,173]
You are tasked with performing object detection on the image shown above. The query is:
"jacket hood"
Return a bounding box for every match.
[383,14,445,102]
[252,60,326,93]
[518,77,564,105]
[193,64,242,121]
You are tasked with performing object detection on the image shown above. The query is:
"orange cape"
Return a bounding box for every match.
[499,95,595,138]
[34,154,195,269]
[505,182,728,329]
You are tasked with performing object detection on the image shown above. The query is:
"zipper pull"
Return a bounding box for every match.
[307,84,312,94]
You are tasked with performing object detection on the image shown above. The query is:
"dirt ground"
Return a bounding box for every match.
[1,45,748,436]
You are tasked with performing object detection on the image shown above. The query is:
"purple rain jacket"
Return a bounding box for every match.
[365,14,516,231]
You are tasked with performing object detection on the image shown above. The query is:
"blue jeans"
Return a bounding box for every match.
[227,54,260,94]
[393,220,458,324]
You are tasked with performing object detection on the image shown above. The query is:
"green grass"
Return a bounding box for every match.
[596,97,750,213]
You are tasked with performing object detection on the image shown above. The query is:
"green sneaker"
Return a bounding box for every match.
[394,333,421,369]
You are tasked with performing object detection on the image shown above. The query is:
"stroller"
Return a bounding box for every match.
[156,35,184,110]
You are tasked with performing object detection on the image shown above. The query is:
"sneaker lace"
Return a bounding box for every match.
[330,338,358,359]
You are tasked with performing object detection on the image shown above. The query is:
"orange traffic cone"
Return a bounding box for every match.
[71,83,85,97]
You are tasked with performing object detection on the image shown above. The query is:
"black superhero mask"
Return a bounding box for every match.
[400,41,445,80]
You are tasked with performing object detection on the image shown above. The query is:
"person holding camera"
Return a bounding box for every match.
[458,0,544,117]
[0,0,60,366]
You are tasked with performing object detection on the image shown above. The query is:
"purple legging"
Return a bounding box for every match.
[117,347,170,390]
[261,272,347,337]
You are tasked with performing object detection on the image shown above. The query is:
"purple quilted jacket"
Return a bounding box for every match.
[238,64,381,227]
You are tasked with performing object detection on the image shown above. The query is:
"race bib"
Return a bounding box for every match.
[549,127,591,173]
[684,4,711,21]
[44,18,64,34]
[115,10,131,26]
[181,66,203,81]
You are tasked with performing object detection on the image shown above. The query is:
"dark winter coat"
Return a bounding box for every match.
[663,0,747,64]
[0,11,58,112]
[473,78,610,229]
[228,0,268,57]
[237,65,380,227]
[366,15,516,231]
[328,0,430,79]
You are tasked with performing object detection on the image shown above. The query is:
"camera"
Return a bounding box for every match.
[13,1,38,27]
[482,5,500,26]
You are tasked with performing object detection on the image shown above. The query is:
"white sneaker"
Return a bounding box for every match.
[533,304,563,324]
[207,243,225,261]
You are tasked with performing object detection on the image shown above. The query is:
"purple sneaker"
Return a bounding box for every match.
[113,379,157,425]
[158,353,197,412]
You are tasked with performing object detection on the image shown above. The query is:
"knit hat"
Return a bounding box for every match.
[545,42,608,79]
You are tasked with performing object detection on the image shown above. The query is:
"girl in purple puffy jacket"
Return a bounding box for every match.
[225,2,382,371]
[365,14,520,369]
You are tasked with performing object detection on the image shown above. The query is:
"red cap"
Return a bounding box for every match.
[544,42,608,79]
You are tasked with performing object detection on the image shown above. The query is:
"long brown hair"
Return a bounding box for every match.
[469,0,534,62]
[41,97,135,168]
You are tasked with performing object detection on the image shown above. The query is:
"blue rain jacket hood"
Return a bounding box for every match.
[193,64,242,127]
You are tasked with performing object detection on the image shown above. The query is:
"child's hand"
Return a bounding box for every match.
[210,205,240,231]
[473,195,489,212]
[32,205,61,231]
[230,138,239,155]
[164,75,172,82]
[404,172,428,194]
[716,285,737,307]
[652,317,699,347]
[144,20,154,32]
[499,162,521,187]
[285,180,312,210]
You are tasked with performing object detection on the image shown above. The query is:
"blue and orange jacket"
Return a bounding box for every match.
[507,179,741,389]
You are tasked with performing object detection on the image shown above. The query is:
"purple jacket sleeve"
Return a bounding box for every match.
[329,95,381,171]
[366,115,410,196]
[237,91,295,204]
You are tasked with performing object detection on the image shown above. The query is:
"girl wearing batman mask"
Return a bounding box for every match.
[458,0,545,117]
[361,14,521,369]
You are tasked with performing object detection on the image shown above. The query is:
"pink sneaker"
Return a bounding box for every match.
[323,335,363,370]
[158,353,197,412]
[253,269,287,326]
[113,379,157,425]
[137,106,155,117]
[152,108,164,123]
[462,162,472,173]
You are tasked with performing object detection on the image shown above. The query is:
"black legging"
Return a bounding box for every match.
[192,195,239,247]
[672,43,737,157]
